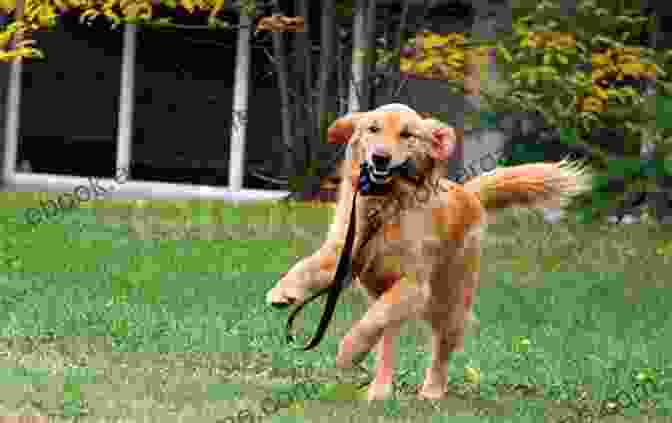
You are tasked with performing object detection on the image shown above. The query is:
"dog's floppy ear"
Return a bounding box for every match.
[426,119,456,161]
[327,112,366,144]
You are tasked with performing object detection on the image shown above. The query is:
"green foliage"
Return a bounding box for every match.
[464,0,672,221]
[0,0,258,61]
[0,20,43,61]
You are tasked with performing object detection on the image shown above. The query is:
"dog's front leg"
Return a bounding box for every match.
[335,276,424,399]
[366,325,400,401]
[267,242,344,307]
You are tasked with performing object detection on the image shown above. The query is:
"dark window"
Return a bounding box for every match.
[131,25,237,187]
[17,13,122,178]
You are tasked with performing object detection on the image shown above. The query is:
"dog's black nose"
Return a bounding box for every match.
[371,153,391,170]
[271,302,291,309]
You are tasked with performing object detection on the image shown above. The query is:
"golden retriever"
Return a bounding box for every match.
[267,105,591,401]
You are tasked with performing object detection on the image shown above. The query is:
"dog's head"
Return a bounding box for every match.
[327,109,457,193]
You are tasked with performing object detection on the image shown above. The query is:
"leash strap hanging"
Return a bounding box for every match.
[285,159,409,351]
[286,191,360,351]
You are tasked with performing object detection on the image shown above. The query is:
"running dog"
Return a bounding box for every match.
[267,105,591,401]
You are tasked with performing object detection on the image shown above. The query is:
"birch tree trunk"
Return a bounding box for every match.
[348,0,369,113]
[228,8,252,191]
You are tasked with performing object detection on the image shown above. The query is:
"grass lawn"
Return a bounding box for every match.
[0,192,671,422]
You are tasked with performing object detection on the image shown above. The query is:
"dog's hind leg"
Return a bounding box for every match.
[419,242,481,400]
[418,313,466,400]
[456,253,481,352]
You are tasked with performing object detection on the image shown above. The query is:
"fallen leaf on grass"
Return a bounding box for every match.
[464,366,481,385]
[315,383,368,401]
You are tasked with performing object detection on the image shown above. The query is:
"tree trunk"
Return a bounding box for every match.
[641,6,672,222]
[316,0,336,143]
[292,0,313,172]
[228,8,252,190]
[348,0,369,113]
[385,0,410,100]
[337,28,349,115]
[364,0,377,110]
[270,0,294,181]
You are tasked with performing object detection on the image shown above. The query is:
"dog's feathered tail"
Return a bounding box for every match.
[463,159,592,212]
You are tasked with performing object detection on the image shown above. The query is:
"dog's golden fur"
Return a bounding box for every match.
[267,109,591,401]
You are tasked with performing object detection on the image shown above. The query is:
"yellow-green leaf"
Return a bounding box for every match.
[543,52,552,65]
[180,0,195,13]
[464,366,481,385]
[497,45,513,63]
[556,53,569,65]
[316,383,367,401]
[208,0,225,17]
[528,72,537,87]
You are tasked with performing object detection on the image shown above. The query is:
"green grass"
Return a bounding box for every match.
[0,192,671,421]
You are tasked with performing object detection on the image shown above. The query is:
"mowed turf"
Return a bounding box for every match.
[0,192,670,422]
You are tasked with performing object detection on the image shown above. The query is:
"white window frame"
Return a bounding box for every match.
[2,22,289,203]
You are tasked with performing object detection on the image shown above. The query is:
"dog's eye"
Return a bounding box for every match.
[400,131,413,138]
[368,125,380,133]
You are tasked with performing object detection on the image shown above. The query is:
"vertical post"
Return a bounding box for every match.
[229,8,252,191]
[2,0,27,185]
[116,23,137,180]
[3,61,22,183]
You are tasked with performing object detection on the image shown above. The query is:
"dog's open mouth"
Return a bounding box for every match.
[369,154,394,183]
[368,164,393,184]
[359,158,419,196]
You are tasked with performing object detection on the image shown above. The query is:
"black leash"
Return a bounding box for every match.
[285,190,361,350]
[285,159,420,351]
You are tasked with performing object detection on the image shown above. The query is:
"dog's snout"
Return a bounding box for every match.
[370,145,392,170]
